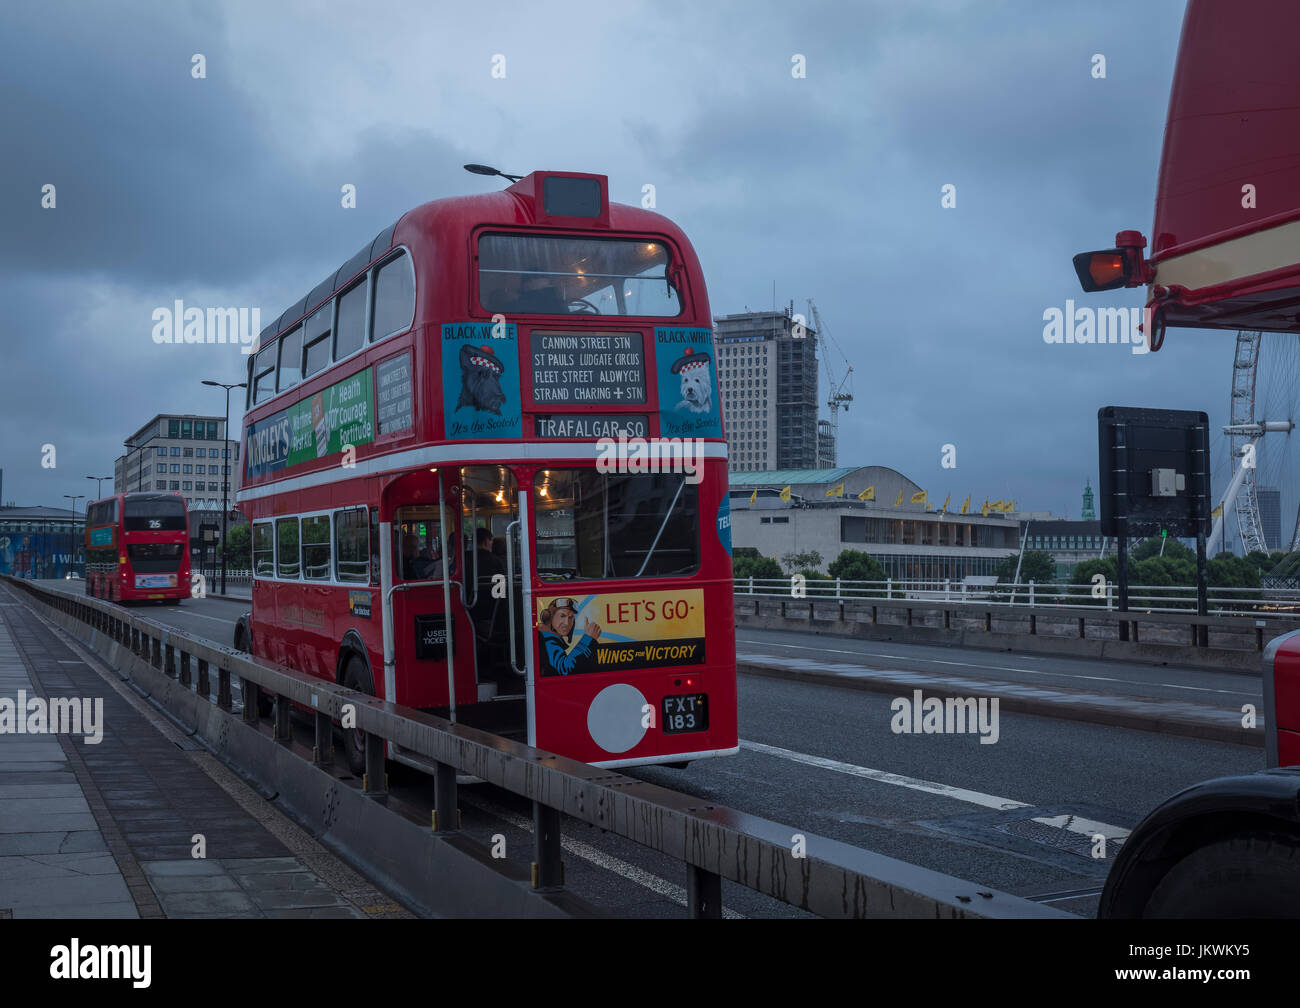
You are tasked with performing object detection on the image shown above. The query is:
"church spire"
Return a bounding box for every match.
[1081,478,1096,521]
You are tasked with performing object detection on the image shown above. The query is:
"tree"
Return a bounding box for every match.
[779,550,822,573]
[222,523,251,569]
[828,550,887,583]
[1207,554,1260,590]
[1130,535,1194,564]
[1245,550,1273,573]
[993,551,1056,584]
[733,554,782,581]
[1069,557,1117,605]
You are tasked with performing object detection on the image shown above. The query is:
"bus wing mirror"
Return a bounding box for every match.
[1072,249,1134,292]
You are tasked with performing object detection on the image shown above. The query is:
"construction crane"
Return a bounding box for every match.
[806,299,853,459]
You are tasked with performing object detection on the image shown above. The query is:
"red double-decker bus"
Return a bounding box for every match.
[85,492,192,603]
[234,168,737,774]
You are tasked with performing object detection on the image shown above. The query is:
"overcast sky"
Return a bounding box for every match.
[5,0,1268,529]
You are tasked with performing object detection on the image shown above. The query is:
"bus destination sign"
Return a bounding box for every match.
[534,414,649,439]
[530,331,645,405]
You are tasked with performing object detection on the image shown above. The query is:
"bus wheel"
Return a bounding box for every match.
[1143,831,1300,918]
[341,657,368,776]
[664,762,691,769]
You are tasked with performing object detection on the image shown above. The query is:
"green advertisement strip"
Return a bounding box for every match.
[246,367,376,479]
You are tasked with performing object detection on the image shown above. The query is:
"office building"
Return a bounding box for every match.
[1258,486,1281,552]
[729,466,1021,583]
[115,414,240,515]
[715,307,821,472]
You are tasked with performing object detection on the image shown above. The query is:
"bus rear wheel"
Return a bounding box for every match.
[1143,831,1300,918]
[341,656,369,776]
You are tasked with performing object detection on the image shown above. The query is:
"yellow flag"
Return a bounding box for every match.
[826,482,845,498]
[910,489,927,506]
[1002,500,1015,513]
[1211,503,1223,517]
[981,500,990,517]
[858,485,875,502]
[941,494,950,514]
[749,489,757,506]
[779,485,791,503]
[894,489,904,507]
[960,496,970,515]
[989,499,1004,511]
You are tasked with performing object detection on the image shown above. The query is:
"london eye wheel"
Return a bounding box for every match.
[1221,330,1300,555]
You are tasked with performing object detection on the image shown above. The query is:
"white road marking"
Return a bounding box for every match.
[165,610,236,629]
[736,639,1258,698]
[740,739,1130,842]
[461,793,746,918]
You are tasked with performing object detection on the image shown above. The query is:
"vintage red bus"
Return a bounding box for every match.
[1076,0,1300,916]
[84,492,192,604]
[234,168,737,775]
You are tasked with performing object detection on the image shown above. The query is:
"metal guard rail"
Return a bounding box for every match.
[1,575,1067,919]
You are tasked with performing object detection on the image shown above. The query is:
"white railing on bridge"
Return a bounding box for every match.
[732,577,1300,619]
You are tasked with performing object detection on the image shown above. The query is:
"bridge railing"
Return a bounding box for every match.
[0,575,1067,920]
[734,578,1300,655]
[735,577,1300,618]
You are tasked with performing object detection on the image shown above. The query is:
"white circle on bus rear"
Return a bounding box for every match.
[587,683,648,754]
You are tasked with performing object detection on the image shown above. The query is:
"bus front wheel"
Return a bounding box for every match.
[1143,831,1300,918]
[340,656,369,776]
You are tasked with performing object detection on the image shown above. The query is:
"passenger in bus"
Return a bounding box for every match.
[488,268,567,314]
[402,533,435,580]
[537,597,600,676]
[474,526,504,582]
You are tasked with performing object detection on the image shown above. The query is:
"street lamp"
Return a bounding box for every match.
[202,379,247,595]
[86,474,112,498]
[64,494,85,579]
[123,441,144,492]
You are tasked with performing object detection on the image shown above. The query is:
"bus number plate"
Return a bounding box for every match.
[662,693,707,734]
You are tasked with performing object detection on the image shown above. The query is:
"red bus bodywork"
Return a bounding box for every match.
[1077,0,1300,339]
[85,493,191,603]
[1083,1,1300,916]
[237,170,738,769]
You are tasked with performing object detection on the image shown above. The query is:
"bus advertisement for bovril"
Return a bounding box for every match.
[535,590,705,677]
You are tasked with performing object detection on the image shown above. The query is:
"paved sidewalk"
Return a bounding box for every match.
[737,651,1264,747]
[0,591,409,918]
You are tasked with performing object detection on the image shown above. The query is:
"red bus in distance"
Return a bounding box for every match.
[85,492,191,603]
[235,169,738,774]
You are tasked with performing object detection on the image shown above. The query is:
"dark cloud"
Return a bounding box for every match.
[5,0,1265,538]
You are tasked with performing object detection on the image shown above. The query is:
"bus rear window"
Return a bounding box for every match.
[478,234,682,317]
[533,470,698,579]
[123,497,187,531]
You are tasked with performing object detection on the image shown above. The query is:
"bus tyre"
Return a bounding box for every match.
[1143,831,1300,918]
[341,656,369,776]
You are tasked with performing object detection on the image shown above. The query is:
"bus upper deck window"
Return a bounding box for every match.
[478,234,682,317]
